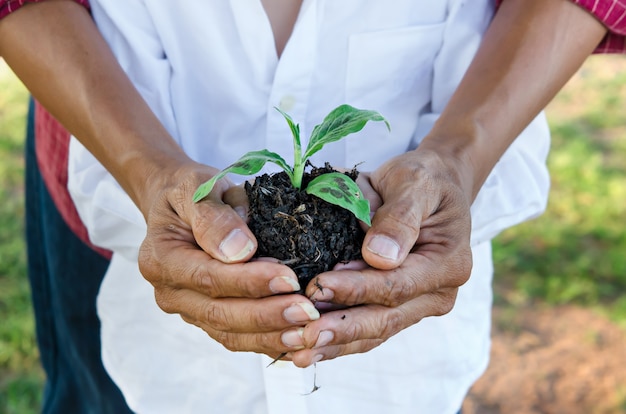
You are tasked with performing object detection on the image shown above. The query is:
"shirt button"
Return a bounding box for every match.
[278,95,296,112]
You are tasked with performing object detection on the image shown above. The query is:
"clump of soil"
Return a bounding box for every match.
[245,163,365,290]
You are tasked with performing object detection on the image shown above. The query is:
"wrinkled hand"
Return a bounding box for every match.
[137,162,319,358]
[283,149,474,367]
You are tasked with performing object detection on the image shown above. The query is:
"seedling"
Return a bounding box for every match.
[192,104,389,225]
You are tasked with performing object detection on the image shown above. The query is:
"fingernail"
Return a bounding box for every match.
[310,288,334,302]
[269,276,300,293]
[315,330,333,348]
[219,229,254,261]
[311,354,324,364]
[282,328,305,348]
[367,235,400,261]
[234,206,247,220]
[284,303,320,323]
[313,302,336,312]
[334,260,367,271]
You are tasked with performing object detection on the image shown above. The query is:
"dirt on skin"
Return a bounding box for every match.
[245,163,364,290]
[245,161,626,413]
[463,304,626,414]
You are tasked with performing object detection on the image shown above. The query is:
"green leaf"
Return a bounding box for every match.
[305,172,371,226]
[193,150,291,202]
[275,106,304,189]
[304,104,390,161]
[274,106,301,150]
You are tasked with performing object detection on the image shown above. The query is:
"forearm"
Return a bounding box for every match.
[419,0,607,201]
[0,0,191,215]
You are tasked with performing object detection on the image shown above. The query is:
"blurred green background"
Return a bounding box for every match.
[492,57,626,322]
[1,55,625,413]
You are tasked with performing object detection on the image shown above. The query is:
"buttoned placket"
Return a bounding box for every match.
[230,0,322,411]
[258,2,322,412]
[266,0,318,175]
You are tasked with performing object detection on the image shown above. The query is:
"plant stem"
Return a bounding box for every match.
[292,134,303,189]
[292,160,305,189]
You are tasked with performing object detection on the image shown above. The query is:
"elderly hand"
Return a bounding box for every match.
[137,162,319,359]
[282,148,474,367]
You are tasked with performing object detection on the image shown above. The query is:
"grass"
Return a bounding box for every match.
[492,55,626,324]
[0,62,43,413]
[0,54,625,411]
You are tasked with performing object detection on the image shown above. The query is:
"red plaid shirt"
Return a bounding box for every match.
[2,0,625,260]
[34,101,111,258]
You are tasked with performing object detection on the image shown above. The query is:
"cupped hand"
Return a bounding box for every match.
[137,162,318,358]
[286,149,474,367]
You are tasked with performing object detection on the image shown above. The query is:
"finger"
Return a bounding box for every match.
[291,338,383,368]
[159,249,301,298]
[191,197,258,263]
[361,163,428,270]
[307,249,470,307]
[168,176,256,263]
[140,221,302,298]
[332,259,367,271]
[223,184,249,221]
[156,288,320,334]
[355,172,382,220]
[291,289,458,366]
[182,313,303,356]
[148,177,258,264]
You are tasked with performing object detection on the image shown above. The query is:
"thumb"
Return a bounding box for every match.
[361,194,423,270]
[223,184,250,222]
[187,179,257,263]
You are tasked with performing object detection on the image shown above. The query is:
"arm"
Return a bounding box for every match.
[0,0,187,214]
[0,0,310,358]
[290,0,608,366]
[423,0,607,202]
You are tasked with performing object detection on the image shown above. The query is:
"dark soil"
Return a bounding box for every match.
[245,163,364,290]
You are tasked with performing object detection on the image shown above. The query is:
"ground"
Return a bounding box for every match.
[463,304,626,414]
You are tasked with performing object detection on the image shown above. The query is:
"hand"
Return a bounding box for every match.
[137,162,320,358]
[280,149,474,367]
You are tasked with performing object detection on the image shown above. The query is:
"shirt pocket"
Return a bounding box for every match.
[344,23,446,169]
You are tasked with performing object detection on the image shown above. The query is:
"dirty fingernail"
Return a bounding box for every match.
[269,276,300,293]
[367,235,400,261]
[284,303,320,323]
[315,330,334,348]
[282,328,305,348]
[334,260,367,271]
[310,288,334,302]
[219,229,254,261]
[313,301,336,312]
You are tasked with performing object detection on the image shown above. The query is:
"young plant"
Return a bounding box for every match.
[192,104,390,225]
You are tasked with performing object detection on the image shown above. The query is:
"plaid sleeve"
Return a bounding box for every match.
[571,0,626,53]
[1,0,90,20]
[496,0,626,54]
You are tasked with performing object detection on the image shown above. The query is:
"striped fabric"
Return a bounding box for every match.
[575,0,626,52]
[34,101,112,259]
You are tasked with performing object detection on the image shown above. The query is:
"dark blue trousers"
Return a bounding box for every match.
[24,100,132,414]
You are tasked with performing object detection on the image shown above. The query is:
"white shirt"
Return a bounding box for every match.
[68,1,550,413]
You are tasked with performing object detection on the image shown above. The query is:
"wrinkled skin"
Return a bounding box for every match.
[289,149,473,367]
[137,149,473,365]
